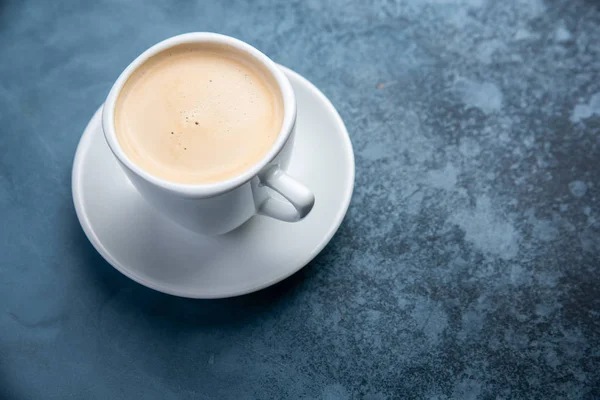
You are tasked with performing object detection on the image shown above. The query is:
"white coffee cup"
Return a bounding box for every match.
[102,33,315,235]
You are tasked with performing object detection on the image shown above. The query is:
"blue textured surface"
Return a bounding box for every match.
[1,0,599,398]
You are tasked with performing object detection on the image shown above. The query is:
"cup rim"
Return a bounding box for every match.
[102,32,296,198]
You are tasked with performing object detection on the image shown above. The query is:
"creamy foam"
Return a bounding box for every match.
[114,44,284,184]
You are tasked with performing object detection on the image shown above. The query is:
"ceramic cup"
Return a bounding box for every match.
[102,33,315,235]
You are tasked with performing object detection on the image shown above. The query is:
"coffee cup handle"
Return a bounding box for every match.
[256,165,315,222]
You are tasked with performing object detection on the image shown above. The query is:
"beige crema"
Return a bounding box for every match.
[114,44,283,184]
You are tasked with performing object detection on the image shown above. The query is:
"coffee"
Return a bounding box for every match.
[114,44,284,184]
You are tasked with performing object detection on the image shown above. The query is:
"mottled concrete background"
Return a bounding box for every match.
[1,0,599,398]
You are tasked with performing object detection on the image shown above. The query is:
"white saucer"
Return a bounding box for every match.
[72,65,355,298]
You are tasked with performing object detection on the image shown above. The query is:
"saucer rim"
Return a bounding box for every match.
[72,65,355,298]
